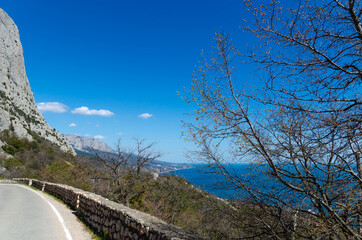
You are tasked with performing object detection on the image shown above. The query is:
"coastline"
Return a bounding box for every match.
[159,165,195,175]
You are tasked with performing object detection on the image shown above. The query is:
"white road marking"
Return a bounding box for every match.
[19,185,73,240]
[47,201,73,240]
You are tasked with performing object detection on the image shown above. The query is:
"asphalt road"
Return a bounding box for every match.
[0,184,92,240]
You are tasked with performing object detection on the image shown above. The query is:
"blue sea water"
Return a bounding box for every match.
[168,164,252,200]
[168,163,356,204]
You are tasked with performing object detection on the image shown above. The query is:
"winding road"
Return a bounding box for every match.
[0,184,92,240]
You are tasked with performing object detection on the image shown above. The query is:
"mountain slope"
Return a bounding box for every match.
[64,134,115,154]
[0,9,75,156]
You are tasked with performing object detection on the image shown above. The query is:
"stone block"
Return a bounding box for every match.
[116,220,121,231]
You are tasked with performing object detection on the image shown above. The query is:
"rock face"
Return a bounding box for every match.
[0,9,75,155]
[64,134,115,154]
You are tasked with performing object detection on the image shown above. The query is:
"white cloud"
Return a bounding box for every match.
[69,123,77,127]
[84,134,91,137]
[94,135,107,139]
[117,132,123,136]
[71,106,114,117]
[36,102,67,113]
[138,113,153,119]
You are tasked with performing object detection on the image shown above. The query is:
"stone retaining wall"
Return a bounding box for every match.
[13,178,200,240]
[0,179,16,183]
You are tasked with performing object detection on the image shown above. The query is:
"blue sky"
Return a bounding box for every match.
[1,0,253,163]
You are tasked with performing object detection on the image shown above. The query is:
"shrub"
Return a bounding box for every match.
[2,145,15,155]
[2,157,21,170]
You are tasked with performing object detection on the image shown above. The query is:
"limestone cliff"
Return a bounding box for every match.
[0,9,75,155]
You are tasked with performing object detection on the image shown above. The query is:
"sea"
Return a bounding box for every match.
[168,163,356,205]
[167,163,255,200]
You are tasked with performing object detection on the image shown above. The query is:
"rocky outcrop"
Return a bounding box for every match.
[64,134,115,154]
[0,9,75,155]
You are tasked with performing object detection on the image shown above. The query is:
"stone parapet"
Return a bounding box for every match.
[0,179,16,183]
[13,178,200,240]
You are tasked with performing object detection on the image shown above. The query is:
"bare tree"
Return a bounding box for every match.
[95,138,160,206]
[134,138,161,176]
[95,139,133,187]
[183,0,362,238]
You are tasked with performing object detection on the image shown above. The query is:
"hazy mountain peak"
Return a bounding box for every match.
[64,134,115,154]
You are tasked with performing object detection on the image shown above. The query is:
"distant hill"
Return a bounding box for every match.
[64,134,115,154]
[64,134,189,173]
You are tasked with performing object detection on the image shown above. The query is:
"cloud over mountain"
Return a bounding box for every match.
[94,135,107,139]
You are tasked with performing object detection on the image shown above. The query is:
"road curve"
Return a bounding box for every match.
[0,184,92,240]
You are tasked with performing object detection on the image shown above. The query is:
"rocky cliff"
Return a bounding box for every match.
[0,9,75,156]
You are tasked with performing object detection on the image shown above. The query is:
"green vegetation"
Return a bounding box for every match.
[2,158,20,170]
[0,129,93,190]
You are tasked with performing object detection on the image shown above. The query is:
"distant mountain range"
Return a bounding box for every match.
[64,134,115,154]
[64,134,190,173]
